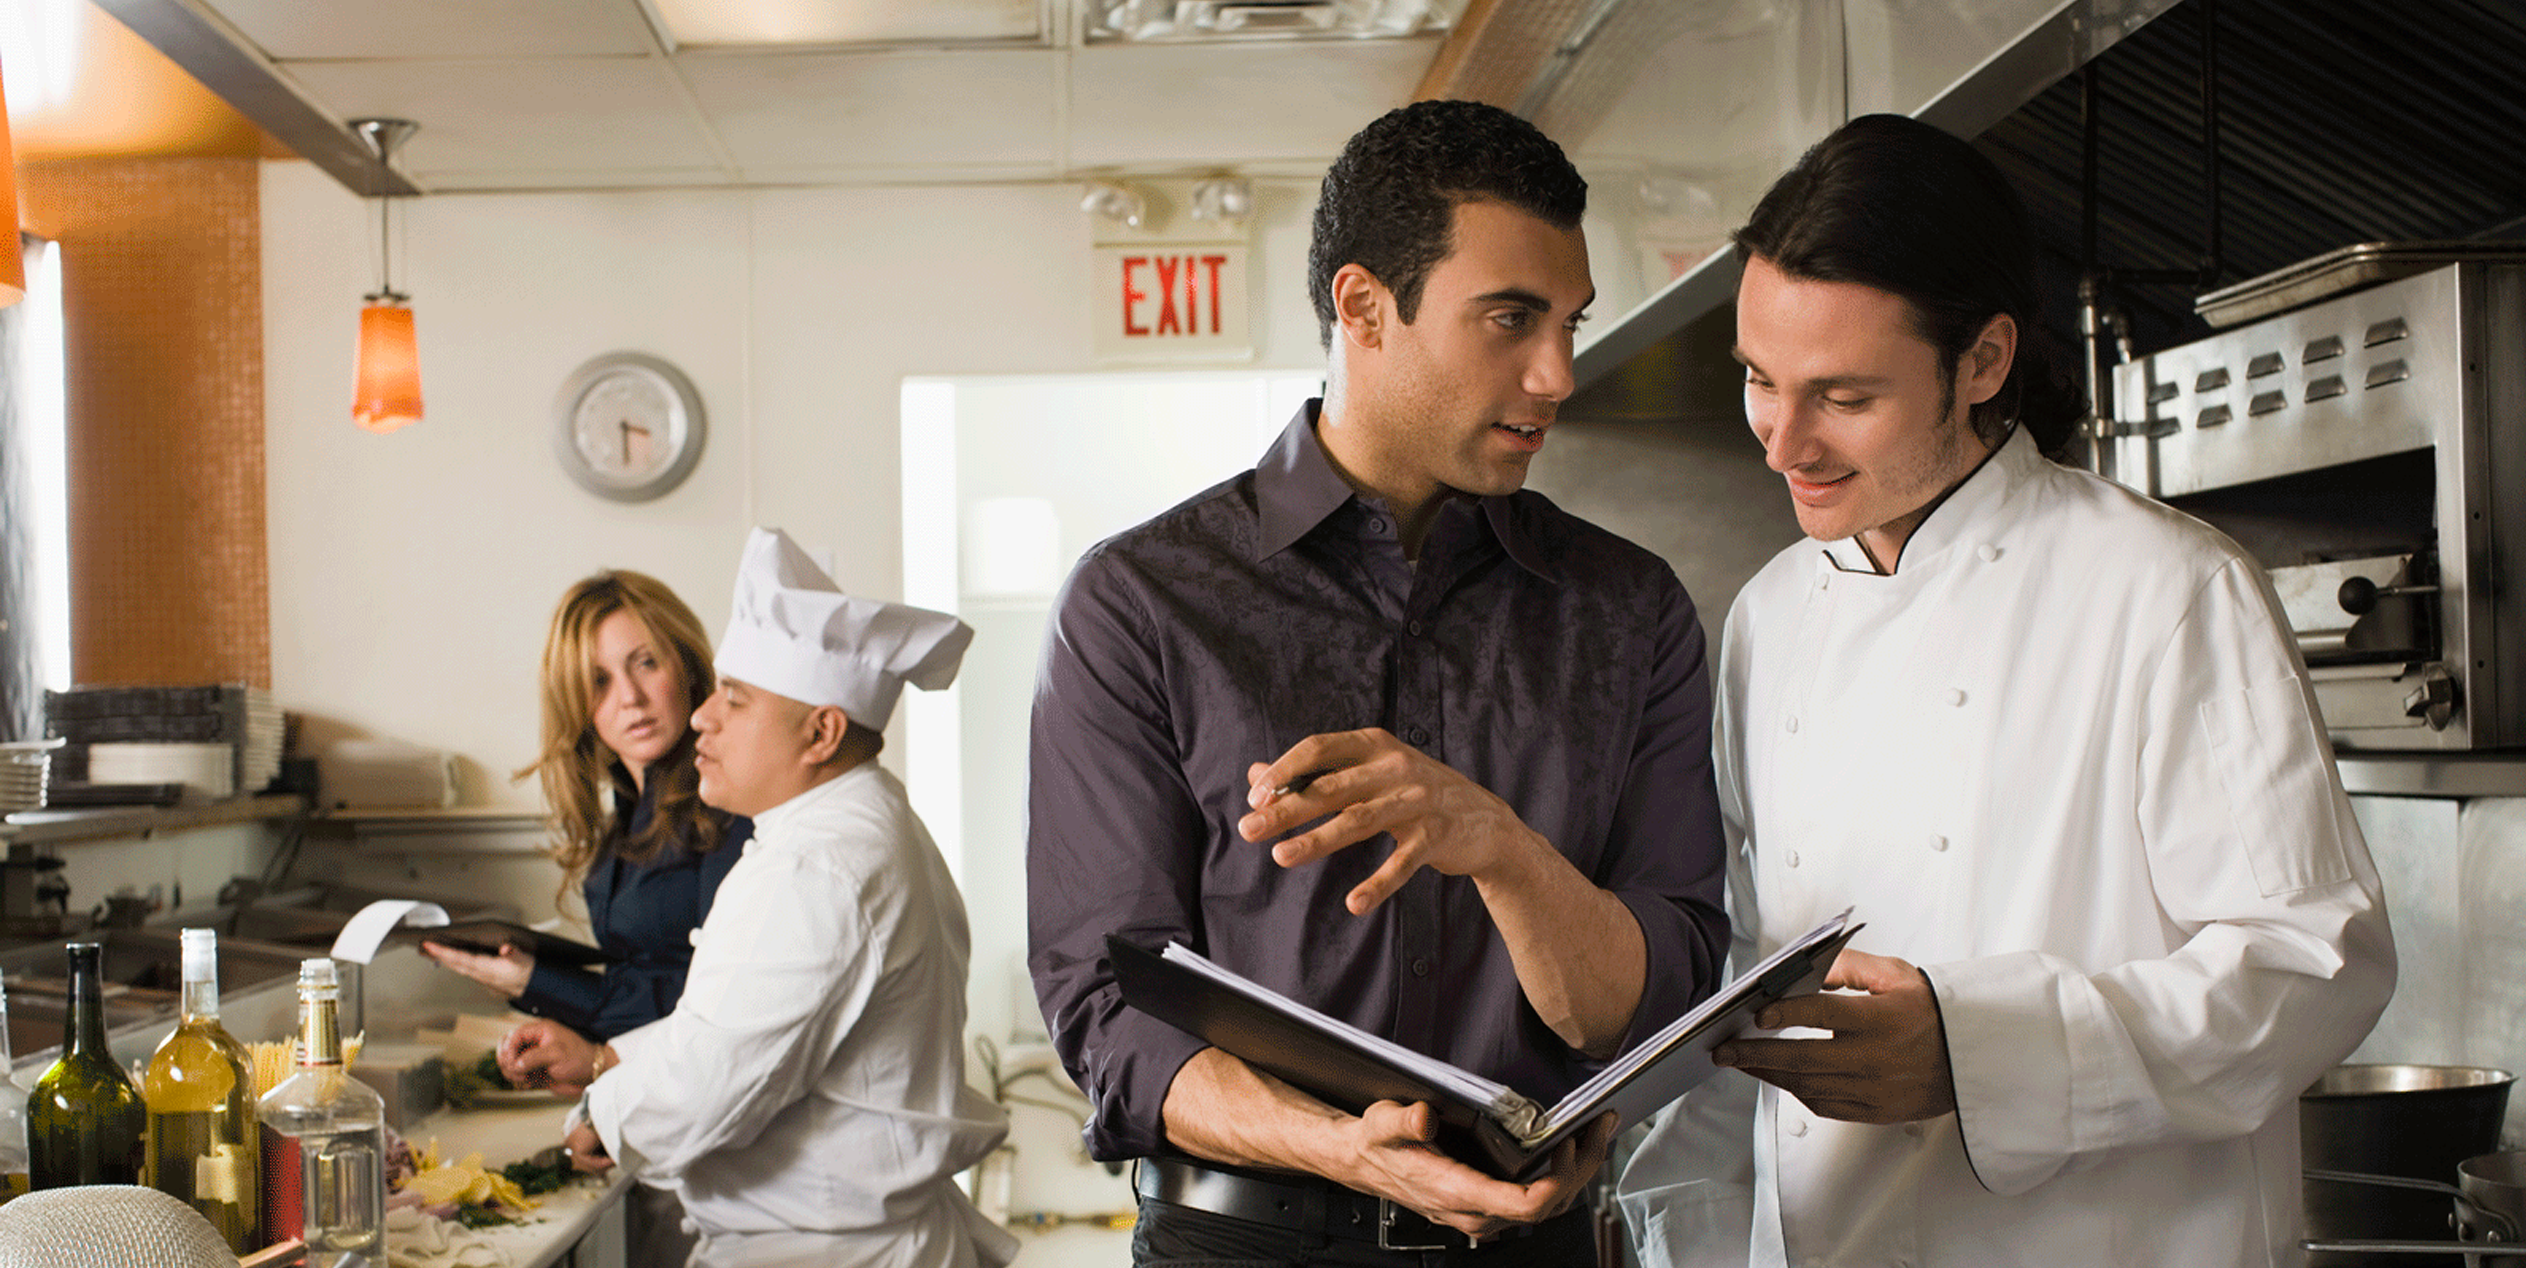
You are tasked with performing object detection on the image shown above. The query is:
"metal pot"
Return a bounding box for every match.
[2302,1064,2517,1267]
[2457,1153,2526,1267]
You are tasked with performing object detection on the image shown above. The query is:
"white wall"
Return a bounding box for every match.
[260,163,1332,809]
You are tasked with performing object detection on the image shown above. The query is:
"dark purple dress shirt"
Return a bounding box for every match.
[1028,402,1728,1161]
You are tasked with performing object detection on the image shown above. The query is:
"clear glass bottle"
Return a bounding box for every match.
[257,958,384,1267]
[0,980,28,1200]
[27,941,147,1188]
[145,928,260,1250]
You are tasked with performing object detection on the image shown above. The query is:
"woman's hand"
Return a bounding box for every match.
[419,940,537,999]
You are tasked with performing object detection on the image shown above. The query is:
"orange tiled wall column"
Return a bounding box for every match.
[19,156,270,689]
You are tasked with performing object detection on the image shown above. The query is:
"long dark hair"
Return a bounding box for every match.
[1308,99,1588,349]
[1734,113,2085,455]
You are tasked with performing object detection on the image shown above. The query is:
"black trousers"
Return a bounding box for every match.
[1130,1196,1600,1268]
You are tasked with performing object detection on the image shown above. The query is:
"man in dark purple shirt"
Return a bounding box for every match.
[1028,99,1728,1265]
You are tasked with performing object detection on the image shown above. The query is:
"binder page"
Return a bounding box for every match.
[1536,907,1857,1139]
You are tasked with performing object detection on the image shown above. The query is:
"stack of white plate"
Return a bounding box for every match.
[0,742,53,813]
[88,741,235,802]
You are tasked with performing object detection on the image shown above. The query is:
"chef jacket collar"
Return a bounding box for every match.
[1253,399,1556,581]
[1822,423,2035,576]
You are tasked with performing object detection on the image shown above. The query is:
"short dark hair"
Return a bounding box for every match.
[1734,113,2083,454]
[1308,99,1588,350]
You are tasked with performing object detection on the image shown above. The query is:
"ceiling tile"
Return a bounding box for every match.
[281,58,728,183]
[675,49,1062,173]
[1066,39,1439,166]
[205,0,660,60]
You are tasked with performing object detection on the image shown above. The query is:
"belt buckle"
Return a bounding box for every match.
[1376,1198,1452,1253]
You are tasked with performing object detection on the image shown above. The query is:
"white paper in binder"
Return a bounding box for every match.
[317,739,459,808]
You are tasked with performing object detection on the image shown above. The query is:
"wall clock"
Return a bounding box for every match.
[551,352,707,502]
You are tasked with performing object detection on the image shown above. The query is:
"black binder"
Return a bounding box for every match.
[1108,908,1861,1181]
[404,919,613,967]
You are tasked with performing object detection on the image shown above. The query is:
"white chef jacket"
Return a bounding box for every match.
[585,762,1017,1268]
[1619,427,2395,1267]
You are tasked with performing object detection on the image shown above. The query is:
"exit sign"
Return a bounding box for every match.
[1092,244,1252,362]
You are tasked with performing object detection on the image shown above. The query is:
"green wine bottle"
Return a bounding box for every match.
[144,928,260,1249]
[27,942,147,1188]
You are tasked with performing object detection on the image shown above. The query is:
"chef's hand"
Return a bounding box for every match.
[419,940,536,999]
[1344,1101,1617,1241]
[1712,948,1957,1124]
[562,1122,613,1175]
[1240,728,1548,915]
[498,1019,600,1096]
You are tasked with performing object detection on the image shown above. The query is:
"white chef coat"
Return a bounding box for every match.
[585,762,1017,1268]
[1619,427,2395,1267]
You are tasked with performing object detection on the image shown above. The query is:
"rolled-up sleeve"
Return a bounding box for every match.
[1604,573,1731,1048]
[1027,549,1211,1160]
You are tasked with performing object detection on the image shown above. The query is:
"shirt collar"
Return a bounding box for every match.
[748,761,876,844]
[1252,399,1557,581]
[1821,424,2038,575]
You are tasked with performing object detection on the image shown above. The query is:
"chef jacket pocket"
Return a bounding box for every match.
[2202,674,2352,897]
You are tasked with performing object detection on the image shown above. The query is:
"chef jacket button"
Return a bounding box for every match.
[1904,1121,1924,1138]
[1786,850,1801,868]
[1410,957,1430,978]
[1785,716,1800,734]
[1931,835,1949,853]
[1787,1119,1808,1138]
[1978,543,2001,562]
[1819,574,1832,591]
[1945,687,1967,707]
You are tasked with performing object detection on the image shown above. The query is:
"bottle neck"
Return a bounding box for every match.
[182,979,222,1024]
[67,950,111,1059]
[298,994,342,1067]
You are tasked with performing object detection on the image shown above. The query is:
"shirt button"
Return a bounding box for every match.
[1367,516,1388,534]
[1978,543,2001,562]
[1406,726,1429,745]
[1785,716,1800,734]
[1406,620,1424,637]
[1931,835,1950,853]
[1786,850,1801,868]
[1410,957,1430,978]
[1946,687,1967,707]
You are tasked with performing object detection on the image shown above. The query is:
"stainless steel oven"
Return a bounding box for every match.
[2107,249,2526,751]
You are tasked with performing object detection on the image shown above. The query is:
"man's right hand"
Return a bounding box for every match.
[1160,1047,1612,1239]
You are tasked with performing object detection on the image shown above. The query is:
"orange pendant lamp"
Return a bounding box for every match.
[350,118,421,433]
[0,55,26,310]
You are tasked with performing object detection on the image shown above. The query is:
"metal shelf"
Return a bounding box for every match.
[2334,753,2526,799]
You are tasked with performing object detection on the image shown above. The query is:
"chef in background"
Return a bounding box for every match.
[1617,112,2395,1267]
[502,527,1014,1268]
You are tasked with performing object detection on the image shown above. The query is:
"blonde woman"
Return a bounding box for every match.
[423,570,749,1046]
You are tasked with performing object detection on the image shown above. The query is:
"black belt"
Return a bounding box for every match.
[1132,1155,1577,1254]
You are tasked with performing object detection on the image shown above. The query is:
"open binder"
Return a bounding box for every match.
[1108,907,1860,1181]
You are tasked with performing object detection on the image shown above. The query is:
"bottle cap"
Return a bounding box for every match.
[181,927,218,982]
[297,956,339,995]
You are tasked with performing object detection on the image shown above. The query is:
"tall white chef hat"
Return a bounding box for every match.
[714,527,973,729]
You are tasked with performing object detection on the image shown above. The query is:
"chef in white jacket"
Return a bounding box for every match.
[504,527,1017,1268]
[1617,113,2396,1266]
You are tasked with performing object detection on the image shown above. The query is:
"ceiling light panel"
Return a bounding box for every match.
[1085,0,1462,43]
[652,0,1045,48]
